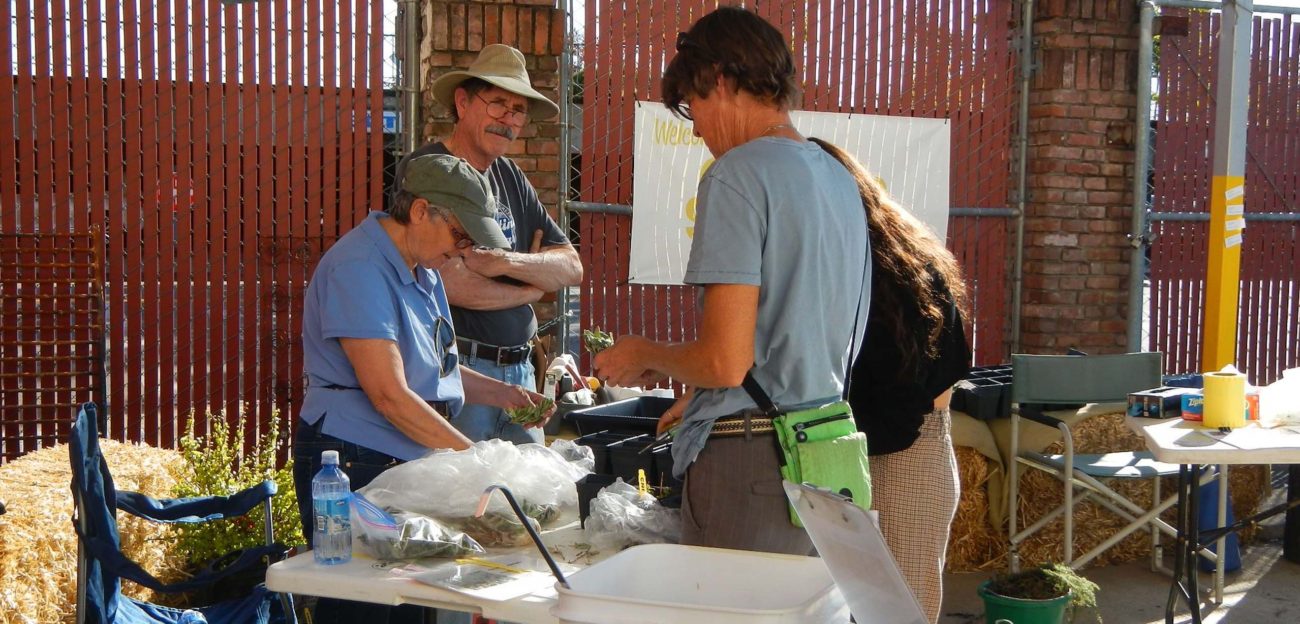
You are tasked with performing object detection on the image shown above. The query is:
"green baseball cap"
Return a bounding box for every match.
[399,154,510,249]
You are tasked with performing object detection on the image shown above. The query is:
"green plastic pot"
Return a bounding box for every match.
[978,580,1071,624]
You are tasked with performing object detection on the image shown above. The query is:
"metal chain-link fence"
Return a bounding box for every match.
[561,0,1020,373]
[1,1,401,461]
[1145,5,1300,384]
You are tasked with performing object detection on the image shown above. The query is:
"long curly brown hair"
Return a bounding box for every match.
[810,137,969,373]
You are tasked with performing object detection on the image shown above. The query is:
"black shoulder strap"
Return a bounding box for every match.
[742,371,781,417]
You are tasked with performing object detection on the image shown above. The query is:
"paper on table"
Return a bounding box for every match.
[405,553,578,602]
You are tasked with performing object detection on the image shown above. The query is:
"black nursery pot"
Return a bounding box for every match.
[576,473,619,528]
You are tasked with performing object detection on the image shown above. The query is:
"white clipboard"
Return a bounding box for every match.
[784,481,928,624]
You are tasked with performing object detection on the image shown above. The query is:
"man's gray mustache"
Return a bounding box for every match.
[486,125,516,140]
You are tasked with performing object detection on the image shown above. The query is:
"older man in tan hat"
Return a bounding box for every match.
[396,44,582,446]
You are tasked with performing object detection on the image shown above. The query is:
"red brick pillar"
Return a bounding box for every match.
[1020,0,1138,354]
[423,0,565,213]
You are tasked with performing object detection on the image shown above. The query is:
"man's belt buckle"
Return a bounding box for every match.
[496,344,531,366]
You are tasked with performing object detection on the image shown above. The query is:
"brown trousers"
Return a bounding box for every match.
[680,427,814,556]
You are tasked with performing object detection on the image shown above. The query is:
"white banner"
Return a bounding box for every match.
[629,101,951,285]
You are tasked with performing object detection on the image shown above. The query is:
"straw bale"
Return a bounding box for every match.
[1008,413,1270,570]
[0,441,188,624]
[946,446,1005,571]
[942,413,1271,571]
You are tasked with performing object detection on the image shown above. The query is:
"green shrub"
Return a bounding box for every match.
[170,405,304,568]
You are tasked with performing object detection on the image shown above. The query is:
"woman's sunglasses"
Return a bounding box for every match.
[433,316,458,378]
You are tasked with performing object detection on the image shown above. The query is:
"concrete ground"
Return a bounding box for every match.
[939,473,1299,623]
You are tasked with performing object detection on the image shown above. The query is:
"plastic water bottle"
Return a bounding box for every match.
[312,450,352,565]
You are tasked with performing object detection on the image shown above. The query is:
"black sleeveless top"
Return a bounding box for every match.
[848,271,971,455]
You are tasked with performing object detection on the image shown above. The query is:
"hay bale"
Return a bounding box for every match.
[1008,413,1270,570]
[946,446,1005,571]
[0,441,188,624]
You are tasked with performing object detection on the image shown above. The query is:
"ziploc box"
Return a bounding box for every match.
[1129,386,1199,418]
[1181,392,1204,421]
[1183,390,1258,422]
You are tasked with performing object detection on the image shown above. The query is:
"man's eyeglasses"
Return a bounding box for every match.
[433,316,458,378]
[474,92,529,124]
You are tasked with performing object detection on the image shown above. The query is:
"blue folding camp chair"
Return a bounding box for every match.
[69,402,296,624]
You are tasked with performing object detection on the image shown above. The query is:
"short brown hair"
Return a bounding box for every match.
[661,7,800,118]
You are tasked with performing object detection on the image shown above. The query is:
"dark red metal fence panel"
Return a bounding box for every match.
[1151,10,1300,384]
[1,2,387,461]
[578,0,1016,368]
[0,230,105,461]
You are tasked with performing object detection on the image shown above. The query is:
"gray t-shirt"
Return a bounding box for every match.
[671,137,871,476]
[406,142,570,346]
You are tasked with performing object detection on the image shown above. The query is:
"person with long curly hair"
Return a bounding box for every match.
[812,137,971,623]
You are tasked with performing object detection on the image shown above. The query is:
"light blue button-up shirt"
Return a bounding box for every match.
[299,211,465,460]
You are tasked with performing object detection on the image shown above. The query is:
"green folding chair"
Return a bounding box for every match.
[1006,352,1219,573]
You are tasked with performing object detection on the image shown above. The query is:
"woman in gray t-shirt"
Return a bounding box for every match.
[594,7,869,555]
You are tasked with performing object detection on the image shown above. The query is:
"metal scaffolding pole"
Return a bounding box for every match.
[1128,1,1156,352]
[1201,0,1253,371]
[1010,0,1034,355]
[400,0,421,155]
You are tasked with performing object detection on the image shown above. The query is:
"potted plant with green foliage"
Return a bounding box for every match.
[979,563,1100,624]
[170,406,304,604]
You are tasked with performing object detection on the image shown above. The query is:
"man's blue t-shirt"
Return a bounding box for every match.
[671,137,871,476]
[299,211,465,460]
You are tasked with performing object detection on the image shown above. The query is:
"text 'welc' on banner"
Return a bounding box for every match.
[629,101,951,285]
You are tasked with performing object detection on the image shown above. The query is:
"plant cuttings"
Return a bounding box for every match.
[582,327,615,354]
[506,397,554,425]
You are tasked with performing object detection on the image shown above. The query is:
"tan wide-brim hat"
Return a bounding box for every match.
[431,44,560,120]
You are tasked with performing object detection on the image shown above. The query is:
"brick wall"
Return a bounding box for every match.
[1020,0,1138,354]
[422,0,565,213]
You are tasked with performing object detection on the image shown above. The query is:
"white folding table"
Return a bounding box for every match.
[1126,417,1300,624]
[266,523,602,623]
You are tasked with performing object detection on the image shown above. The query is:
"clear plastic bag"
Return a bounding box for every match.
[351,492,485,560]
[548,438,596,473]
[583,478,681,550]
[359,439,591,547]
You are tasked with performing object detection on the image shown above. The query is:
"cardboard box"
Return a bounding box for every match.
[1129,386,1199,418]
[1181,392,1204,421]
[1182,391,1257,422]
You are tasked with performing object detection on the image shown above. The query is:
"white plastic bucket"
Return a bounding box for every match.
[552,543,845,624]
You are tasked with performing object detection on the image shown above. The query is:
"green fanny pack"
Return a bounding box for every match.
[743,375,872,527]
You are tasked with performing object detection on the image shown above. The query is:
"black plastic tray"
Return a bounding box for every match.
[651,444,683,492]
[607,433,657,483]
[564,396,675,435]
[573,430,630,475]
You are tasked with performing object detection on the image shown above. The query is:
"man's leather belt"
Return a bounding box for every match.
[710,415,776,437]
[456,337,532,366]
